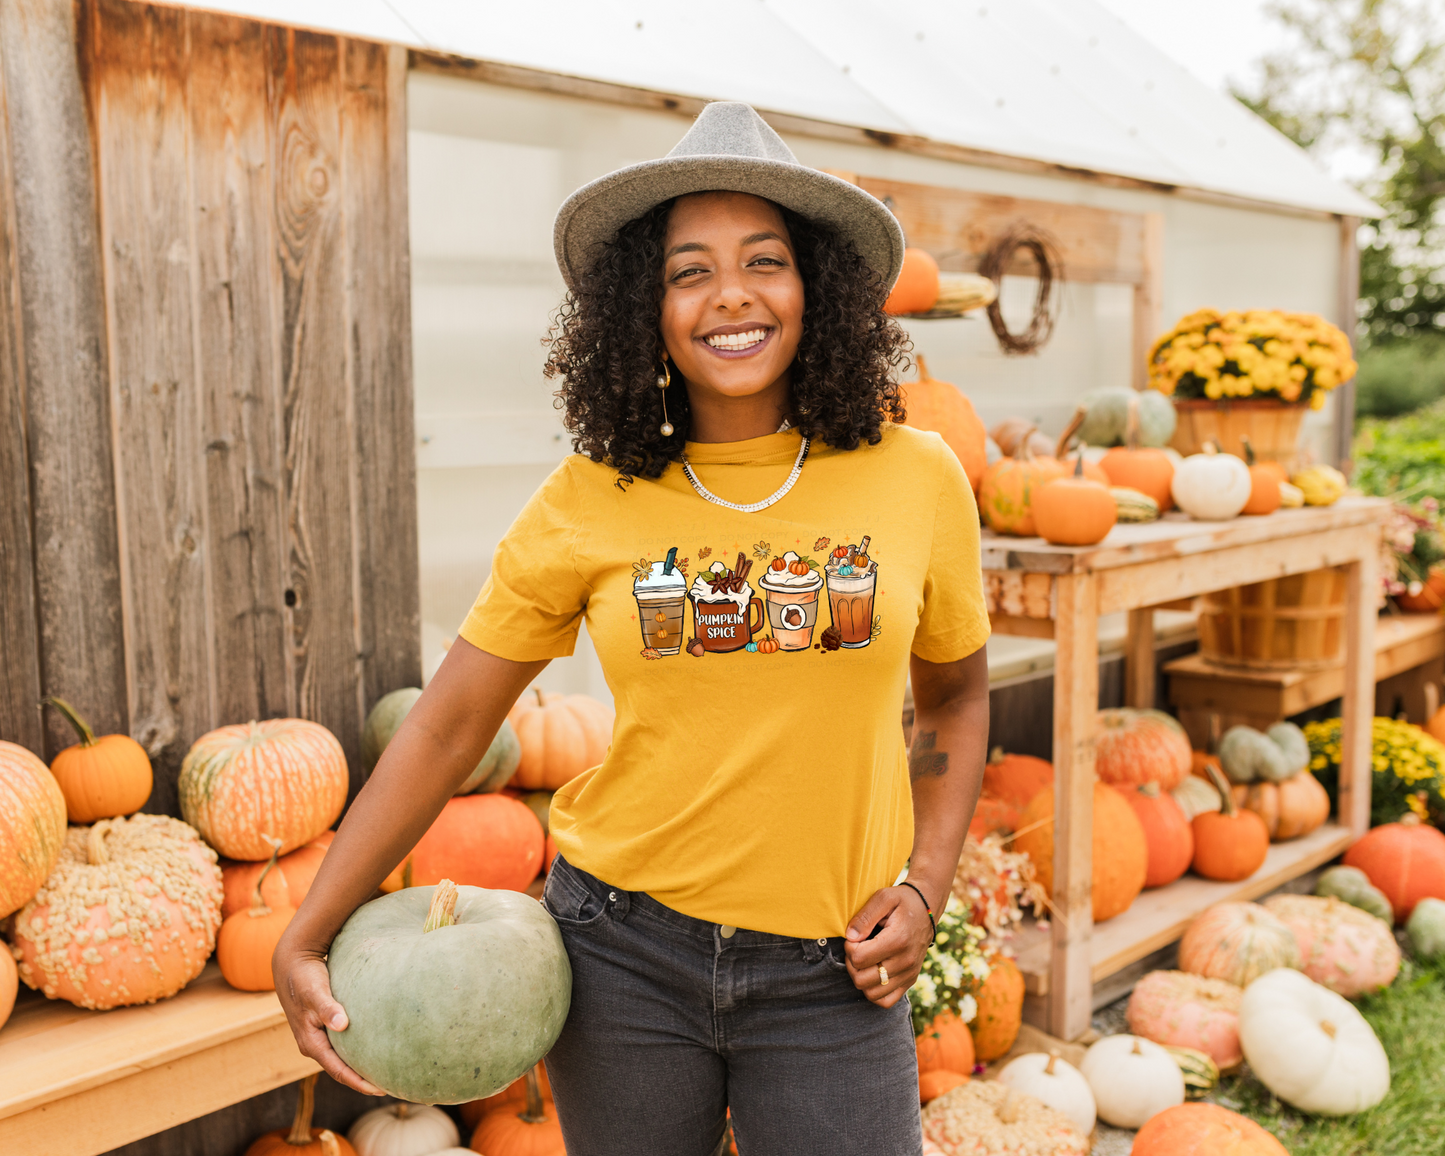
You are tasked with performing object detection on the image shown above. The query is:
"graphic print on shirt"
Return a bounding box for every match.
[633,536,881,659]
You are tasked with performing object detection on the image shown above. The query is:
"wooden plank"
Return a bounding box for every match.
[1125,607,1155,708]
[340,39,421,748]
[1132,212,1164,389]
[1049,572,1097,1040]
[983,570,1054,618]
[989,614,1055,640]
[0,29,43,752]
[187,10,296,730]
[1335,215,1360,469]
[0,0,128,757]
[86,0,215,816]
[1340,554,1379,837]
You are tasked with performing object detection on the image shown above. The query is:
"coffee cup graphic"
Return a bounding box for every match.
[689,561,763,653]
[633,547,686,656]
[759,552,823,651]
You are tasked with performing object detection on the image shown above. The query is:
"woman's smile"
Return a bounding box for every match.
[698,324,775,359]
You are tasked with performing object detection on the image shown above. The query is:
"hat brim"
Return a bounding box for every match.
[553,155,905,293]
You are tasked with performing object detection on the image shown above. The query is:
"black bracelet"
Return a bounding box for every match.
[899,880,937,940]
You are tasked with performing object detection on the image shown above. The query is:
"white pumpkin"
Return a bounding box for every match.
[1079,1034,1184,1129]
[348,1102,459,1156]
[1238,967,1389,1115]
[997,1050,1097,1135]
[1171,444,1252,520]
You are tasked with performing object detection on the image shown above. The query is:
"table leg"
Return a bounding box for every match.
[1050,572,1098,1040]
[1125,608,1155,709]
[1341,553,1379,838]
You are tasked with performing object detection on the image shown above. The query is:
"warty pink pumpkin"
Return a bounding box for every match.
[1262,894,1400,997]
[1178,901,1300,988]
[1125,969,1244,1069]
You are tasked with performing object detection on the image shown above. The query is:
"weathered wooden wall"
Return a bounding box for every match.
[0,0,420,814]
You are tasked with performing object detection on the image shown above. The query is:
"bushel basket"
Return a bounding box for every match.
[1197,567,1347,670]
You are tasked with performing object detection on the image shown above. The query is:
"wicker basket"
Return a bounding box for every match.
[1170,399,1306,473]
[1197,567,1347,670]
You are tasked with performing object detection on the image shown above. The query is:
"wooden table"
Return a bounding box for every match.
[983,497,1387,1039]
[0,964,317,1155]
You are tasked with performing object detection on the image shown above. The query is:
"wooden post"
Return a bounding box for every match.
[1334,215,1360,471]
[1340,549,1379,836]
[0,0,127,756]
[1132,212,1164,390]
[1124,607,1155,709]
[1051,571,1098,1039]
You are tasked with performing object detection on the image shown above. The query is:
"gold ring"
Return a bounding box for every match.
[878,965,889,986]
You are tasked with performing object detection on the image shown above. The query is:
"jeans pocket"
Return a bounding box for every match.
[543,856,611,927]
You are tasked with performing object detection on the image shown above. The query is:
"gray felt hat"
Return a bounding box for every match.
[553,102,905,293]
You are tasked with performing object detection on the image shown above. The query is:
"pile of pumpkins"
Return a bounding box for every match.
[915,955,1028,1105]
[0,684,612,1025]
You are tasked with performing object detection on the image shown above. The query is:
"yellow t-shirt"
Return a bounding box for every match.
[459,424,989,938]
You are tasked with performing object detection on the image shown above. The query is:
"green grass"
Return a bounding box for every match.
[1212,958,1445,1154]
[1355,335,1445,419]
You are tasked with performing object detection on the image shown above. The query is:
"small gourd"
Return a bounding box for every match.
[1080,1035,1185,1129]
[217,836,295,992]
[1316,865,1394,924]
[244,1075,357,1156]
[43,696,153,823]
[996,1051,1096,1135]
[1292,464,1347,506]
[1111,487,1160,523]
[1171,443,1252,520]
[1032,449,1118,546]
[916,1010,975,1075]
[1164,1046,1221,1099]
[1238,436,1284,516]
[1407,896,1445,961]
[348,1101,458,1156]
[1279,481,1305,507]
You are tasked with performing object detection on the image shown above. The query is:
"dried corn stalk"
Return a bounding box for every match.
[954,833,1047,950]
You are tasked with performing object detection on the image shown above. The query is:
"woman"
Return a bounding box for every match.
[275,102,991,1155]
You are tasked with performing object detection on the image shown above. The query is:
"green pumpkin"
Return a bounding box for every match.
[363,687,521,794]
[1074,387,1177,448]
[1316,865,1394,924]
[327,882,571,1103]
[1218,725,1290,784]
[1111,487,1160,523]
[1407,897,1445,962]
[1266,722,1310,778]
[1164,1045,1219,1099]
[522,790,553,835]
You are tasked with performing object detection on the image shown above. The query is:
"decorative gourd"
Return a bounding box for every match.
[243,1075,357,1156]
[1132,1103,1289,1156]
[981,748,1053,812]
[1094,708,1192,791]
[217,837,294,992]
[12,815,223,1009]
[363,687,522,795]
[884,247,940,315]
[916,1009,975,1075]
[1111,487,1160,523]
[1191,764,1270,882]
[1239,437,1284,516]
[507,688,614,791]
[348,1101,458,1156]
[899,355,988,492]
[1124,783,1194,889]
[469,1067,567,1156]
[1178,902,1300,987]
[1164,1045,1220,1099]
[1172,444,1252,520]
[1218,726,1288,784]
[1293,464,1347,506]
[0,740,67,919]
[1315,864,1394,924]
[380,795,544,894]
[991,418,1056,461]
[1342,813,1445,921]
[0,942,16,1032]
[922,1083,1088,1156]
[1033,451,1117,547]
[1238,967,1390,1115]
[997,1051,1096,1135]
[1098,392,1177,510]
[978,434,1065,537]
[328,881,569,1103]
[179,719,348,859]
[1013,781,1148,922]
[1064,386,1177,449]
[970,955,1025,1061]
[43,697,152,822]
[1126,970,1243,1069]
[222,831,334,919]
[1171,774,1222,822]
[919,1069,969,1105]
[1407,896,1445,961]
[1263,894,1401,997]
[1279,481,1305,507]
[1231,771,1331,842]
[458,1066,553,1130]
[1080,1035,1185,1129]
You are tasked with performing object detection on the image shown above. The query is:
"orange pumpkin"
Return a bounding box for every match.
[44,697,152,823]
[381,794,544,893]
[1238,438,1283,516]
[508,688,614,791]
[1132,1102,1288,1156]
[244,1075,357,1156]
[756,636,781,654]
[470,1067,566,1156]
[1343,813,1445,921]
[179,719,349,860]
[1095,709,1193,792]
[1013,781,1149,922]
[544,833,558,873]
[899,355,988,492]
[1191,765,1270,882]
[222,831,333,919]
[1033,453,1118,546]
[884,247,940,315]
[1099,392,1176,510]
[982,748,1054,812]
[1125,782,1194,889]
[0,740,67,919]
[969,795,1023,839]
[919,1069,969,1104]
[970,955,1025,1061]
[1239,436,1289,487]
[1230,771,1330,841]
[0,942,16,1032]
[460,1064,554,1129]
[217,837,294,992]
[1396,568,1445,612]
[978,435,1066,537]
[916,1009,975,1074]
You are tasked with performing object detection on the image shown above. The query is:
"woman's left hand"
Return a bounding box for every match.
[843,885,934,1008]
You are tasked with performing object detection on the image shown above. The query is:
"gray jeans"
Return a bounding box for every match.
[541,855,922,1156]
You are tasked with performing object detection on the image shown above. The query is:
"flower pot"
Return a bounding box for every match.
[1169,399,1306,472]
[1395,569,1445,614]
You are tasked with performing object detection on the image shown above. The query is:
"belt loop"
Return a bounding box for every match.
[800,937,823,963]
[608,888,631,921]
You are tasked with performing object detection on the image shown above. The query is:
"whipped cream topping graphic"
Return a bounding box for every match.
[689,561,754,614]
[759,551,822,592]
[634,559,686,595]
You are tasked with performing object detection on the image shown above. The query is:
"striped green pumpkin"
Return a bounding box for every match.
[1111,487,1160,523]
[1164,1045,1220,1099]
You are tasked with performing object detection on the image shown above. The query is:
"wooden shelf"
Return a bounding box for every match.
[0,963,316,1156]
[1011,823,1353,996]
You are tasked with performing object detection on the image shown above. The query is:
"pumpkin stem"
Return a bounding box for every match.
[1140,782,1160,798]
[533,687,545,707]
[1054,407,1085,459]
[249,836,283,918]
[87,819,112,866]
[520,1064,548,1123]
[998,1087,1019,1125]
[318,1132,339,1156]
[287,1073,318,1144]
[914,353,930,381]
[1400,813,1422,827]
[423,879,459,933]
[395,1103,410,1119]
[1014,426,1038,462]
[1204,762,1238,817]
[402,857,414,889]
[1073,444,1087,478]
[1045,1050,1060,1075]
[1241,435,1258,467]
[42,696,97,747]
[988,746,1006,765]
[1131,1037,1143,1056]
[1320,1019,1337,1039]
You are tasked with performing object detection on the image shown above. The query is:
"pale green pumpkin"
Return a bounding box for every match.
[327,882,570,1104]
[362,687,521,794]
[1407,896,1445,962]
[1074,387,1177,448]
[1218,725,1290,784]
[1316,865,1394,924]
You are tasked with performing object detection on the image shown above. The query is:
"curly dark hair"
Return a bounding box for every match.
[543,198,911,483]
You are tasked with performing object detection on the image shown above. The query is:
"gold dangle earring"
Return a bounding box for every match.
[656,358,674,437]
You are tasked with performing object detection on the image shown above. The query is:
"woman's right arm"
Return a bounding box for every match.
[273,639,550,1093]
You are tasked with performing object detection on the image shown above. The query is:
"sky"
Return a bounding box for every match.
[1091,0,1294,93]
